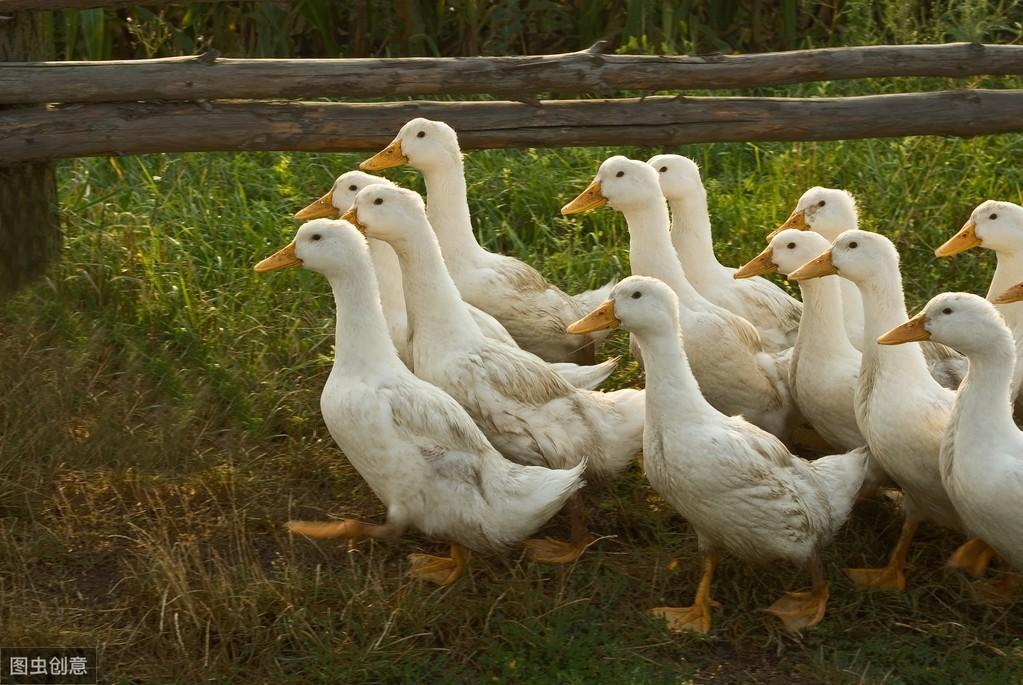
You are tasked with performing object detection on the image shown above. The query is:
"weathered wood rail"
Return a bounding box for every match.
[4,90,1022,164]
[0,42,1021,104]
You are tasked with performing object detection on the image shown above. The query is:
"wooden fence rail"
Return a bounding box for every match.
[1,43,1022,104]
[4,89,1023,164]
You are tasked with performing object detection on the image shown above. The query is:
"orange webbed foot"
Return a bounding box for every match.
[650,601,717,634]
[407,544,469,586]
[765,581,831,633]
[523,534,595,565]
[946,538,995,578]
[844,564,907,592]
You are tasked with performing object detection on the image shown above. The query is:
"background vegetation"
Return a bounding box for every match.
[50,0,1023,60]
[4,1,1023,683]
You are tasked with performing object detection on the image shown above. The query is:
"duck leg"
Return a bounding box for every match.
[845,518,919,591]
[946,537,995,577]
[766,556,831,633]
[286,518,402,549]
[408,543,470,586]
[524,492,595,564]
[651,553,720,634]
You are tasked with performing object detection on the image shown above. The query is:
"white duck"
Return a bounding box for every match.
[569,275,869,634]
[295,170,618,391]
[771,187,865,350]
[735,229,864,451]
[563,156,793,439]
[360,117,613,364]
[789,231,991,590]
[935,200,1023,401]
[647,153,801,353]
[775,187,965,387]
[342,185,645,564]
[254,219,584,585]
[881,291,1022,595]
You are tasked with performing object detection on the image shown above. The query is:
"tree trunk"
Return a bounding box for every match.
[0,10,59,297]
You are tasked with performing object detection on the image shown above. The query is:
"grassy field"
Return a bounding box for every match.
[4,101,1023,681]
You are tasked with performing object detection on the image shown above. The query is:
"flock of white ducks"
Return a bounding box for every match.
[255,117,1023,634]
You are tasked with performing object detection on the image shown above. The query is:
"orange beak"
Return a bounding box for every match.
[934,219,981,257]
[561,179,608,215]
[566,300,620,334]
[254,240,300,272]
[993,281,1023,305]
[734,246,777,279]
[294,190,338,220]
[767,208,809,241]
[877,312,930,345]
[787,249,837,281]
[360,140,408,171]
[340,207,367,233]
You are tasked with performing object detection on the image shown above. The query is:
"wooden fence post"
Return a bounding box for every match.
[0,8,59,296]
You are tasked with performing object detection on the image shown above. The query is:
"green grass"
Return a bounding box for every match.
[4,99,1023,682]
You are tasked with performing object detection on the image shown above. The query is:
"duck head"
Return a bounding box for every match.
[879,291,1009,353]
[361,117,461,172]
[735,228,834,280]
[770,186,858,242]
[935,200,1023,257]
[254,218,366,277]
[788,229,898,286]
[568,275,679,338]
[341,184,428,247]
[562,156,662,215]
[294,170,396,221]
[646,154,704,203]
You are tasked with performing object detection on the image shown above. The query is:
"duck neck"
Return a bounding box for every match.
[325,263,403,375]
[668,193,724,286]
[856,270,933,383]
[635,323,716,424]
[796,275,855,355]
[385,218,482,349]
[954,333,1018,440]
[419,155,486,269]
[989,248,1023,331]
[622,200,704,307]
[368,238,406,326]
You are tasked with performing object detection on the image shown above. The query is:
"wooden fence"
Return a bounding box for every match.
[2,29,1023,164]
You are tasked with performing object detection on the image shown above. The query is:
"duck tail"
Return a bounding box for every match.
[550,356,620,390]
[809,446,871,537]
[495,459,587,543]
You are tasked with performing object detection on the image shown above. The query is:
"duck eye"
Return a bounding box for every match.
[818,200,826,207]
[990,213,998,220]
[348,184,358,191]
[416,131,426,138]
[848,241,858,249]
[616,171,625,178]
[311,233,321,241]
[373,198,384,205]
[659,166,667,173]
[787,242,796,249]
[631,291,642,299]
[943,307,953,314]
